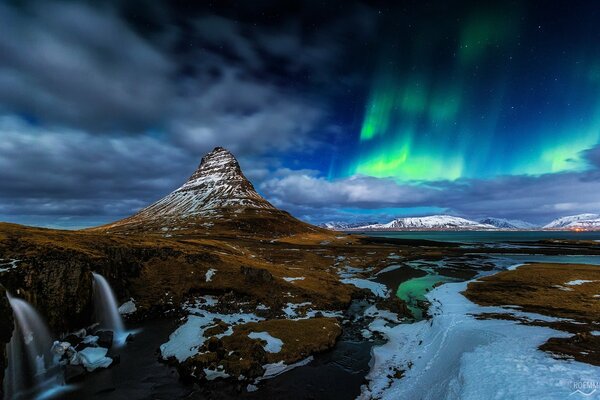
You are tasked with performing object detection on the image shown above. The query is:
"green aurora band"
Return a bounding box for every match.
[344,6,600,182]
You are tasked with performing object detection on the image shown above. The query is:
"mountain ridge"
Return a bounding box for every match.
[90,147,322,237]
[343,215,495,231]
[543,213,600,230]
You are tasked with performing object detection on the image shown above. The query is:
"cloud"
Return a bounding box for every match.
[168,67,325,156]
[0,117,192,220]
[0,1,173,131]
[260,167,600,224]
[584,145,600,169]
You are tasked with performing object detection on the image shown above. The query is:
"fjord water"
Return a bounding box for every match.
[4,295,62,400]
[92,273,127,346]
[359,230,600,243]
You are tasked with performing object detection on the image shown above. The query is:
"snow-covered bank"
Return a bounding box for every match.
[160,296,263,362]
[360,280,600,399]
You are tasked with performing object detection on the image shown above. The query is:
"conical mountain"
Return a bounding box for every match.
[93,147,321,237]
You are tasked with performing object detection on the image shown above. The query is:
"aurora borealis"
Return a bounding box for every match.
[334,3,600,182]
[1,0,600,227]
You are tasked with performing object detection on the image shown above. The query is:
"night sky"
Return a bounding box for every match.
[1,0,600,228]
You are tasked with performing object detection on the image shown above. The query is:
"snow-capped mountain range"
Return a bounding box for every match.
[543,214,600,230]
[348,215,496,231]
[478,217,538,230]
[319,221,379,230]
[323,214,600,231]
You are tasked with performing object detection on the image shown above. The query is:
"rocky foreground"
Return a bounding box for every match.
[2,147,600,398]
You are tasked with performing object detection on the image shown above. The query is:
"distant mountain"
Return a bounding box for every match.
[91,147,322,237]
[543,214,600,230]
[479,217,538,230]
[319,221,379,231]
[352,215,496,231]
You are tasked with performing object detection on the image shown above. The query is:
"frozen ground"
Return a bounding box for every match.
[360,279,600,399]
[160,296,263,362]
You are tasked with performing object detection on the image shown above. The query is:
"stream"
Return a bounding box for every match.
[23,252,600,399]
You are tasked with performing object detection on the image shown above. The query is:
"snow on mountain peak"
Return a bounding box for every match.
[543,214,600,229]
[353,215,496,231]
[138,147,275,219]
[478,217,537,230]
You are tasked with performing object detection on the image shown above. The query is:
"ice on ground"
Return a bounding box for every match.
[259,356,314,381]
[205,268,217,282]
[76,347,113,372]
[591,331,600,336]
[283,276,305,282]
[360,280,600,400]
[282,302,312,318]
[160,307,263,362]
[204,367,230,380]
[341,278,389,298]
[565,279,596,286]
[363,305,400,323]
[282,302,342,320]
[0,259,20,273]
[246,384,258,392]
[375,264,402,275]
[184,295,219,309]
[82,335,99,345]
[337,265,364,279]
[248,332,283,353]
[118,299,137,315]
[361,329,373,339]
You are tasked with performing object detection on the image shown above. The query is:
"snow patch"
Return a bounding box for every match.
[248,332,283,353]
[75,347,113,372]
[341,278,390,298]
[259,356,314,381]
[160,301,263,362]
[204,367,230,381]
[0,259,20,273]
[565,279,597,286]
[118,299,137,315]
[283,276,305,282]
[205,268,217,282]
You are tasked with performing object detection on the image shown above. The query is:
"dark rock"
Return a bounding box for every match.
[240,266,273,283]
[95,330,114,349]
[63,334,83,347]
[65,364,87,383]
[110,354,121,366]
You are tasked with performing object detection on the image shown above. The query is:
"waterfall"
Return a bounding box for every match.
[3,295,62,400]
[91,273,127,346]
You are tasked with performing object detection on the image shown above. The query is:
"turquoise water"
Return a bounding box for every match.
[396,274,460,319]
[359,230,600,243]
[395,254,600,320]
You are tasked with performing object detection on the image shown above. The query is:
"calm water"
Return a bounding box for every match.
[358,230,600,243]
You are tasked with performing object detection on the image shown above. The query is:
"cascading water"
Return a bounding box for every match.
[91,273,127,346]
[3,294,63,400]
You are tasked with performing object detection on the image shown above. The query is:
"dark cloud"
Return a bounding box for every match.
[0,117,192,220]
[0,1,173,131]
[260,168,600,225]
[584,145,600,169]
